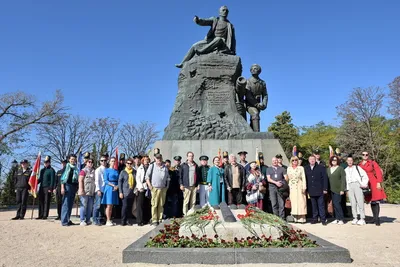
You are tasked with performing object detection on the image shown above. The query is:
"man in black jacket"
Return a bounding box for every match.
[179,151,199,216]
[305,155,328,225]
[12,160,32,220]
[224,154,246,209]
[54,159,67,220]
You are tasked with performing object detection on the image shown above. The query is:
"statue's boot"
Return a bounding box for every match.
[251,117,260,132]
[175,63,183,68]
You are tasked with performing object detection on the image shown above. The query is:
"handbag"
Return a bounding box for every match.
[246,191,259,204]
[355,166,371,197]
[259,184,267,194]
[285,198,291,209]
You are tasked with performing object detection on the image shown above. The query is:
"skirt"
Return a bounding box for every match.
[101,182,119,205]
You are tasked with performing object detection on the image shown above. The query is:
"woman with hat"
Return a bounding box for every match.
[287,156,307,223]
[101,157,120,226]
[207,156,225,207]
[245,161,267,209]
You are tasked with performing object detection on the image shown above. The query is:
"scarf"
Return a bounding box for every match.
[126,167,134,189]
[61,163,79,184]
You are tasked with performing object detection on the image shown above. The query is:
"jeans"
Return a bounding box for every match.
[269,186,285,219]
[61,184,78,226]
[331,192,344,220]
[79,195,94,223]
[92,192,103,225]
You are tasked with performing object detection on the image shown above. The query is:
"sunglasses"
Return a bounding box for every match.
[100,160,106,162]
[292,159,298,162]
[362,153,369,156]
[87,161,93,164]
[126,162,133,165]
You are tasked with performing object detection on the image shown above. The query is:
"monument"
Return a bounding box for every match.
[156,5,287,164]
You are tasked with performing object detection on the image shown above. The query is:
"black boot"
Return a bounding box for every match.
[371,203,381,226]
[375,203,381,226]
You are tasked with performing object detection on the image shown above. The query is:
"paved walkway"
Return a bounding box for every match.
[0,204,398,267]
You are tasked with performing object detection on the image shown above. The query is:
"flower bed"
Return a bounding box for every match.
[146,206,317,248]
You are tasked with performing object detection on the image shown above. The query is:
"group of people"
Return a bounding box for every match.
[11,148,386,227]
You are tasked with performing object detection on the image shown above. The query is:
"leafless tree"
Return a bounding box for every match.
[91,117,121,159]
[337,86,385,159]
[0,90,66,155]
[119,121,160,157]
[388,76,400,120]
[33,115,93,164]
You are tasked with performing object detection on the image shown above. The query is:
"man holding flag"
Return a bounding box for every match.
[11,159,32,220]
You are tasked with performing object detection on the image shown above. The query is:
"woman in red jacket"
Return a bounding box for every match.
[358,151,387,226]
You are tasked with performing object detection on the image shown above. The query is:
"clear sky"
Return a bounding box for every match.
[1,0,399,135]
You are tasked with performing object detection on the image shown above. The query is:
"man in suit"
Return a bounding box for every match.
[305,155,328,225]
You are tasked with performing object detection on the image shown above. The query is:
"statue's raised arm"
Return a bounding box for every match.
[175,6,236,68]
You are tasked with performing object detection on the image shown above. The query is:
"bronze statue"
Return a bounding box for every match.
[175,6,236,68]
[245,64,268,132]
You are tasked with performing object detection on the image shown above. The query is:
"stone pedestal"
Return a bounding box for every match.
[163,53,253,140]
[154,138,289,165]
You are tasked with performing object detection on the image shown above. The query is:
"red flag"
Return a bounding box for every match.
[29,151,41,198]
[114,147,119,170]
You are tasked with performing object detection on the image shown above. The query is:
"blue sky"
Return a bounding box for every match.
[1,0,399,135]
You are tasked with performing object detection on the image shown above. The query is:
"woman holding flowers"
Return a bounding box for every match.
[245,162,267,210]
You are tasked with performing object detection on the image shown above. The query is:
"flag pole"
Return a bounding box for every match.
[30,196,36,220]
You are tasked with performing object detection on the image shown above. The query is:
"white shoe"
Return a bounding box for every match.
[106,220,115,226]
[351,219,358,225]
[357,219,366,225]
[80,221,87,226]
[330,220,338,224]
[337,220,344,225]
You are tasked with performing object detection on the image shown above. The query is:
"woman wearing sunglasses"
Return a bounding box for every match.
[359,151,387,226]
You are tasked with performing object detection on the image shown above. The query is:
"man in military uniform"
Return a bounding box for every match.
[245,64,268,132]
[175,6,236,68]
[11,160,32,220]
[37,156,56,220]
[54,159,67,220]
[197,155,210,207]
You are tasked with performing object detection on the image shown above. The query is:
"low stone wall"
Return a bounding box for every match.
[122,220,352,264]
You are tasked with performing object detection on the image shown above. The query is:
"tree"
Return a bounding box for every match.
[298,121,338,160]
[388,76,400,119]
[91,117,121,159]
[337,86,385,159]
[34,115,93,164]
[0,163,18,206]
[268,111,299,158]
[0,90,66,155]
[119,121,160,157]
